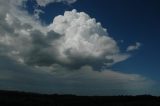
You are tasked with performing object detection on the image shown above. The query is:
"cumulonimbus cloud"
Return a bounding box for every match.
[47,9,129,67]
[0,0,155,95]
[1,5,129,68]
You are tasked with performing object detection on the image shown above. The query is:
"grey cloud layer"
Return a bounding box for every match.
[0,55,154,95]
[0,0,155,95]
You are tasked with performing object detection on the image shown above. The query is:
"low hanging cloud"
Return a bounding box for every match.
[36,0,77,6]
[0,56,154,95]
[0,0,155,95]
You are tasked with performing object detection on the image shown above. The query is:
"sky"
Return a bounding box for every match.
[0,0,160,96]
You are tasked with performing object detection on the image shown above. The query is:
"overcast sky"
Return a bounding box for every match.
[0,0,160,96]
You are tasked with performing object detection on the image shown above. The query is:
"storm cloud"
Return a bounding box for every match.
[0,0,155,95]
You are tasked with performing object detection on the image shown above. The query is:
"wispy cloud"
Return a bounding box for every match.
[36,0,77,6]
[127,42,141,52]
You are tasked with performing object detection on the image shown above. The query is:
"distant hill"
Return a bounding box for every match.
[0,90,160,106]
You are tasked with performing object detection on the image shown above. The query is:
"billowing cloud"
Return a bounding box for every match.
[127,42,141,52]
[1,7,129,68]
[0,0,155,95]
[48,9,129,67]
[36,0,77,6]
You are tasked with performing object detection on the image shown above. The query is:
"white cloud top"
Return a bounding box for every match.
[48,9,128,65]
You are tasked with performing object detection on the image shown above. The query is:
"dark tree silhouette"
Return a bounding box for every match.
[0,90,160,106]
